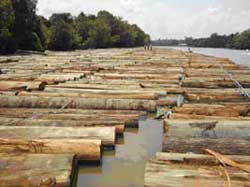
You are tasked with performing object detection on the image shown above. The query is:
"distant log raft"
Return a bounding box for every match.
[0,138,101,160]
[0,95,157,112]
[0,153,74,187]
[0,126,116,146]
[163,119,250,155]
[145,152,250,187]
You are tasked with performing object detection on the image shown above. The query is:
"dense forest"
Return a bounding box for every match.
[153,30,250,50]
[0,0,150,54]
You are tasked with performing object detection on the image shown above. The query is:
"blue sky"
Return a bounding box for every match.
[37,0,250,39]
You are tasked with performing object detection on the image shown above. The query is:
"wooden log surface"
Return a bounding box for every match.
[0,126,115,146]
[17,91,159,100]
[0,117,125,133]
[0,81,47,91]
[0,95,157,112]
[145,152,250,187]
[0,138,101,160]
[0,153,74,187]
[163,119,250,155]
[173,103,250,117]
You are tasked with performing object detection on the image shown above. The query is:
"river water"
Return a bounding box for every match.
[76,119,163,187]
[160,46,250,66]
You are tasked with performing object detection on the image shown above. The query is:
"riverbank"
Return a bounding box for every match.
[0,48,249,187]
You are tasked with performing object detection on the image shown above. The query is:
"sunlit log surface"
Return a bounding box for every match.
[145,152,250,187]
[0,153,75,187]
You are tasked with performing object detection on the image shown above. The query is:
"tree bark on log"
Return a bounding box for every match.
[163,119,250,155]
[0,126,116,146]
[0,153,75,187]
[0,117,125,133]
[0,138,101,160]
[0,95,157,112]
[145,152,250,187]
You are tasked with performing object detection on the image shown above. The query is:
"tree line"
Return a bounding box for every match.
[153,30,250,50]
[0,0,150,54]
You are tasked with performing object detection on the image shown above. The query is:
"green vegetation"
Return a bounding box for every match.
[153,30,250,50]
[0,0,150,54]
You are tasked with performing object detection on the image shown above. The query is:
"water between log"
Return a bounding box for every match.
[76,119,163,187]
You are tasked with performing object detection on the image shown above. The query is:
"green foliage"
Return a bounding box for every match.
[154,30,250,50]
[0,3,150,53]
[0,0,16,54]
[48,13,81,51]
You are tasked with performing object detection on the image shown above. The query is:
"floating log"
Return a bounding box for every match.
[173,103,250,117]
[0,107,146,116]
[0,138,101,160]
[0,95,157,112]
[17,91,159,100]
[0,81,46,91]
[0,153,75,187]
[94,73,181,80]
[0,126,115,146]
[0,117,125,133]
[170,113,250,121]
[145,152,250,187]
[163,119,250,155]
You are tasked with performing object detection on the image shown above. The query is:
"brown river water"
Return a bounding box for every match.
[76,119,163,187]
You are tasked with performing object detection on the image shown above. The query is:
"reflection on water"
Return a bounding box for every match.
[77,119,163,187]
[160,46,250,66]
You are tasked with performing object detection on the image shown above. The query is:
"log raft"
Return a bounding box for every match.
[145,152,250,187]
[0,153,75,187]
[163,119,250,155]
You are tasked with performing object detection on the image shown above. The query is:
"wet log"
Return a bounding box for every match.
[0,117,125,133]
[0,126,115,146]
[163,119,250,155]
[0,153,74,187]
[0,138,101,160]
[145,152,250,187]
[0,95,157,112]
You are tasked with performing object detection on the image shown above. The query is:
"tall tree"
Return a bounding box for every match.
[0,0,15,54]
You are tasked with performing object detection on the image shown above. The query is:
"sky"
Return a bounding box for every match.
[37,0,250,39]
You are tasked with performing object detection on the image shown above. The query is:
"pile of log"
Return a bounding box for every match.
[144,49,250,187]
[145,152,250,187]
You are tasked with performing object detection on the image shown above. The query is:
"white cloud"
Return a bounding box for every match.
[37,0,250,39]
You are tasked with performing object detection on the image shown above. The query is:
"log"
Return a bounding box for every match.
[45,87,166,96]
[0,81,47,91]
[170,113,250,121]
[0,126,115,146]
[163,119,250,155]
[94,73,181,80]
[0,138,101,160]
[173,103,250,117]
[0,107,146,116]
[18,91,159,100]
[0,153,75,187]
[145,152,250,187]
[0,95,157,112]
[0,117,125,133]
